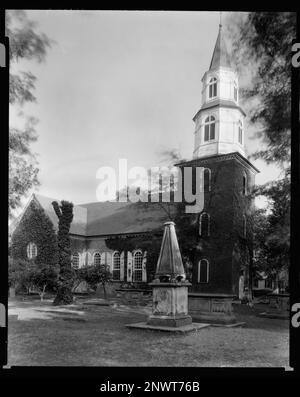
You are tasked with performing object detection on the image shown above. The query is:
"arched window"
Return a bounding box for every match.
[242,173,247,195]
[112,252,121,280]
[27,242,37,259]
[197,259,209,283]
[243,215,247,238]
[199,212,210,237]
[72,252,79,269]
[204,168,211,192]
[133,251,143,282]
[93,252,101,266]
[238,121,243,144]
[208,77,217,98]
[234,82,238,101]
[204,116,216,142]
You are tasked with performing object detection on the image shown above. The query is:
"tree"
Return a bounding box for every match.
[8,257,58,299]
[9,257,33,294]
[229,12,295,291]
[230,12,296,167]
[30,262,58,301]
[6,10,52,218]
[52,200,74,305]
[252,178,290,289]
[84,264,112,300]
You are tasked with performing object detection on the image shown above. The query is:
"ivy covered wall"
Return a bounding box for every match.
[11,200,58,267]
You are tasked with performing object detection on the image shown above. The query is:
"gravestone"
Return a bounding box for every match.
[126,222,209,333]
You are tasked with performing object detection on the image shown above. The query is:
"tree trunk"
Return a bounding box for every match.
[39,285,46,301]
[53,284,74,305]
[102,282,107,300]
[248,246,254,304]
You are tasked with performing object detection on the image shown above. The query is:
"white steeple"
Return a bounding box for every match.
[193,23,246,159]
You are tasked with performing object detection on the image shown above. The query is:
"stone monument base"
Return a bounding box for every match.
[257,293,289,320]
[126,321,210,333]
[147,314,192,328]
[188,293,243,326]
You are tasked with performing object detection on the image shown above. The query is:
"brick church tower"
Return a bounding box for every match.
[178,23,259,297]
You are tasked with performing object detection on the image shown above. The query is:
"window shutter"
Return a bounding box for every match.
[142,251,147,282]
[100,252,106,265]
[79,252,85,268]
[120,251,125,281]
[106,252,112,273]
[87,252,93,266]
[127,251,132,282]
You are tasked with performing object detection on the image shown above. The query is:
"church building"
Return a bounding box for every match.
[10,23,259,297]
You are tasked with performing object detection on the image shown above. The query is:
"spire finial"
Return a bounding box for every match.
[219,11,222,28]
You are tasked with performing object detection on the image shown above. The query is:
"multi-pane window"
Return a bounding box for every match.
[238,121,243,144]
[208,77,217,98]
[94,252,101,266]
[204,116,216,142]
[198,259,209,283]
[72,252,79,269]
[112,252,121,280]
[133,251,143,282]
[199,212,210,237]
[27,242,37,259]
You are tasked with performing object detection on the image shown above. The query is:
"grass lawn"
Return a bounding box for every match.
[7,297,289,367]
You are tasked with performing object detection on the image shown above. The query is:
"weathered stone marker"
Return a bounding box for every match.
[126,222,209,333]
[147,221,192,328]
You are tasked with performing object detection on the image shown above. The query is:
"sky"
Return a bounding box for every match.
[10,10,283,212]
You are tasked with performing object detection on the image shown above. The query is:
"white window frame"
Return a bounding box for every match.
[72,252,80,269]
[208,77,217,99]
[133,250,143,282]
[27,242,37,259]
[112,251,121,280]
[204,116,216,142]
[93,252,101,266]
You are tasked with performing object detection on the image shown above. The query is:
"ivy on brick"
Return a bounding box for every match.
[11,200,58,269]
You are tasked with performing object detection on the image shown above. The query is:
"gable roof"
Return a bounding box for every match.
[32,194,88,235]
[16,194,177,237]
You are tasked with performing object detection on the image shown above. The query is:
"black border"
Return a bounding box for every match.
[1,6,299,385]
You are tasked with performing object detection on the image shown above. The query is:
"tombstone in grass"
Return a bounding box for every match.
[126,222,209,332]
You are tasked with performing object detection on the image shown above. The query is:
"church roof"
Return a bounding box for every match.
[17,194,177,237]
[79,200,176,236]
[209,24,232,71]
[33,194,88,235]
